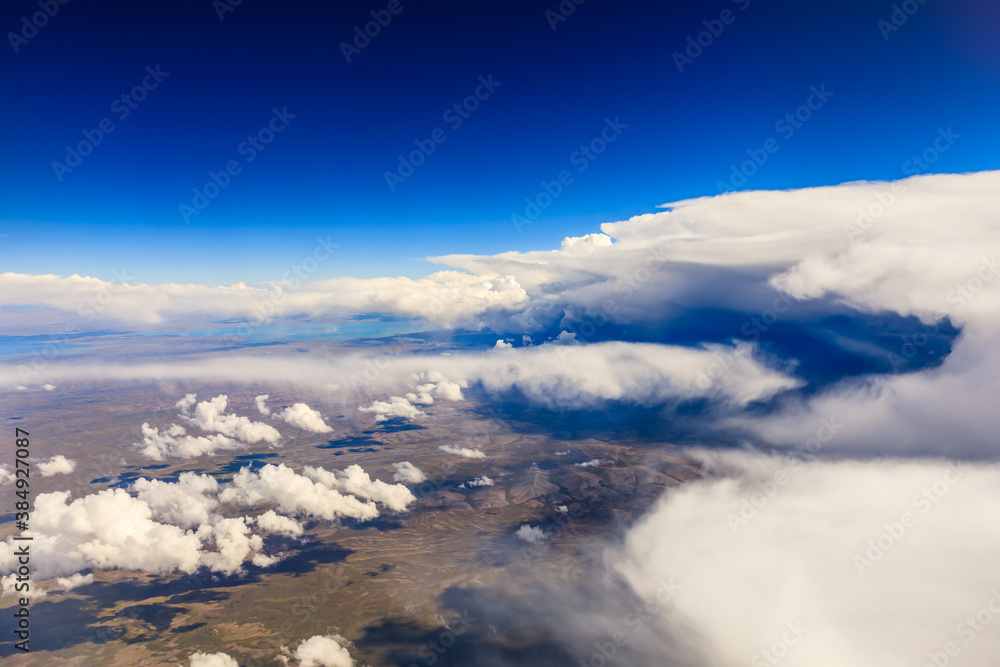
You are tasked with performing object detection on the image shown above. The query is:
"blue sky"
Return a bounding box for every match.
[1,0,998,284]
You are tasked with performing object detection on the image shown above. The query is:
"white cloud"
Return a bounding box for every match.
[494,339,513,349]
[278,403,333,434]
[0,466,13,485]
[254,509,304,537]
[219,464,379,522]
[255,394,271,416]
[516,525,546,544]
[613,450,1000,667]
[439,444,486,459]
[278,634,355,667]
[304,465,416,512]
[132,472,220,529]
[53,572,94,592]
[179,394,281,444]
[37,455,76,477]
[464,476,494,487]
[189,652,239,667]
[359,396,425,422]
[575,459,609,468]
[392,461,427,484]
[43,383,55,391]
[137,423,246,461]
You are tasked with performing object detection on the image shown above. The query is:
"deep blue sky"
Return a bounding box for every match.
[1,0,998,284]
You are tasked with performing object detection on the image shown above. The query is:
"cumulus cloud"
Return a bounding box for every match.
[392,461,427,484]
[516,525,546,544]
[255,394,271,416]
[494,339,513,349]
[37,454,76,477]
[219,464,379,522]
[304,465,416,512]
[359,396,425,422]
[132,472,220,529]
[575,459,610,468]
[463,476,494,487]
[189,652,239,667]
[255,509,304,536]
[278,634,355,667]
[178,394,281,444]
[439,444,486,459]
[278,402,333,433]
[53,572,94,592]
[137,423,247,461]
[612,450,1000,666]
[0,466,13,486]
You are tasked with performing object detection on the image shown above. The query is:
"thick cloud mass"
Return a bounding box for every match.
[613,451,1000,667]
[178,394,281,444]
[277,403,333,433]
[219,464,379,521]
[37,455,76,476]
[279,634,355,667]
[303,465,416,512]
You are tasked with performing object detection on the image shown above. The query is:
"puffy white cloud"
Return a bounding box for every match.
[439,444,486,459]
[613,450,1000,667]
[254,509,304,537]
[132,472,220,529]
[0,488,203,582]
[359,396,425,422]
[278,634,355,667]
[179,394,281,444]
[462,476,494,488]
[196,517,263,575]
[278,403,333,434]
[304,465,415,512]
[137,423,246,461]
[575,459,609,468]
[392,461,427,484]
[53,572,94,592]
[494,339,513,349]
[219,464,379,522]
[0,466,13,485]
[516,525,546,544]
[37,455,76,477]
[189,652,239,667]
[255,394,271,416]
